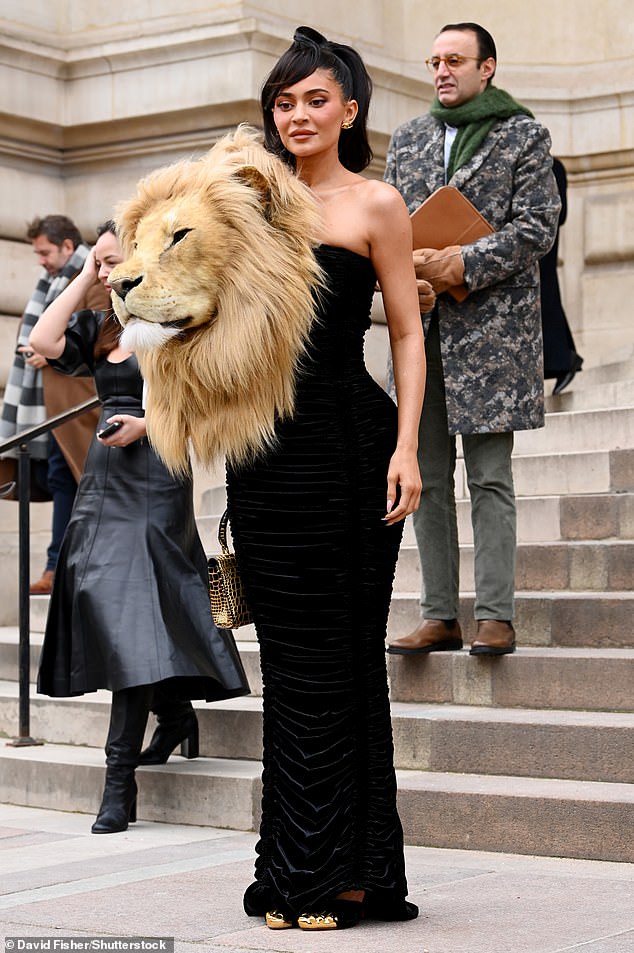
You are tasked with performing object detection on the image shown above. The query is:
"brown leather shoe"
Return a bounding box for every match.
[29,569,55,595]
[387,619,463,655]
[470,620,516,656]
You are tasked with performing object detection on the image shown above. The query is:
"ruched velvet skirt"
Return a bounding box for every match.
[226,245,409,915]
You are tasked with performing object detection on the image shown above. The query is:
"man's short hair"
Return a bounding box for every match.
[439,22,497,64]
[26,214,83,249]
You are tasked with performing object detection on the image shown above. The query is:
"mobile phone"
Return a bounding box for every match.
[98,420,123,439]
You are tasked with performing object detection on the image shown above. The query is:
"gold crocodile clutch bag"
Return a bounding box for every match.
[208,509,253,629]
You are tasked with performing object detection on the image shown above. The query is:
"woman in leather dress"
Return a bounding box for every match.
[31,222,249,834]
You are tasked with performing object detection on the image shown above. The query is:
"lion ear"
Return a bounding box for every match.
[234,165,273,219]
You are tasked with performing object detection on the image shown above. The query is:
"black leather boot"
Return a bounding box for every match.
[138,690,199,765]
[91,766,138,834]
[92,685,152,834]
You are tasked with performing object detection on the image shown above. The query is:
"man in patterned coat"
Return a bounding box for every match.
[385,22,561,657]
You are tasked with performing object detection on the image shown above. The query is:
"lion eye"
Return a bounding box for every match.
[172,228,192,245]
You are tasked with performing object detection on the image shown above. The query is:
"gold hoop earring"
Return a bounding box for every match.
[341,120,354,130]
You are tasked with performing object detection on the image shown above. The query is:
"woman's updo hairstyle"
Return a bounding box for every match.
[261,25,373,173]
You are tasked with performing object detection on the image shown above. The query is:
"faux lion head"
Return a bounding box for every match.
[109,125,323,475]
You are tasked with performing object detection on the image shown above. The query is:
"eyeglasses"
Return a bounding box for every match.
[425,54,480,72]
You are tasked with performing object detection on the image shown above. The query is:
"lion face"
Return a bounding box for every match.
[109,193,234,350]
[108,125,324,474]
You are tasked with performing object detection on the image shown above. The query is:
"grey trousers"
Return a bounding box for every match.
[413,316,516,621]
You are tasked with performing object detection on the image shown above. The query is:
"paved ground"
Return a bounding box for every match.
[1,803,633,953]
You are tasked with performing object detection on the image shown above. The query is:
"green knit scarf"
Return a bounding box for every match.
[430,84,533,180]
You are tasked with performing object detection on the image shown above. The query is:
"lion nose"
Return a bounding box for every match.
[110,275,143,300]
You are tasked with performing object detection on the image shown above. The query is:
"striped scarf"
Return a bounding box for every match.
[0,243,90,458]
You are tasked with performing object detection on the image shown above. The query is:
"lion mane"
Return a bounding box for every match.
[109,125,323,475]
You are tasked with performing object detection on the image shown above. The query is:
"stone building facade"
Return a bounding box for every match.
[0,0,633,387]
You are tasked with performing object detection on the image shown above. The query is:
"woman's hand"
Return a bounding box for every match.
[383,447,422,525]
[97,414,147,447]
[16,345,48,369]
[79,246,99,282]
[29,247,101,359]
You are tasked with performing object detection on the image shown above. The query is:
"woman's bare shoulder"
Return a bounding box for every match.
[355,179,409,227]
[358,177,405,206]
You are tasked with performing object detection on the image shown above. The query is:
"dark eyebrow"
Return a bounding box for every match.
[277,87,331,98]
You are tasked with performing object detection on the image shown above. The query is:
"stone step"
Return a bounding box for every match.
[0,741,261,831]
[2,682,632,784]
[0,627,43,682]
[395,770,634,863]
[512,406,634,455]
[0,682,264,759]
[198,450,634,517]
[546,378,634,414]
[389,702,634,783]
[395,539,634,592]
[458,491,634,544]
[388,591,634,648]
[18,487,633,636]
[508,447,633,498]
[0,536,49,627]
[386,646,634,712]
[0,740,631,862]
[403,491,634,549]
[549,354,634,392]
[197,450,634,540]
[3,635,634,714]
[172,643,632,713]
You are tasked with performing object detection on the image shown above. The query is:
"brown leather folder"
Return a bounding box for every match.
[410,185,494,301]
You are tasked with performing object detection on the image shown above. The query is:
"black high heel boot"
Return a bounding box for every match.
[92,685,152,834]
[91,767,138,834]
[138,694,199,765]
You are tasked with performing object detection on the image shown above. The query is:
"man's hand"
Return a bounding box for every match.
[417,279,436,313]
[414,245,465,295]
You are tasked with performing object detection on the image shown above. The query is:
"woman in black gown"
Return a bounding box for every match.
[228,28,427,930]
[31,223,249,834]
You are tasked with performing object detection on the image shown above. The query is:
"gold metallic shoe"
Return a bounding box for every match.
[297,899,362,930]
[265,909,294,929]
[297,911,338,930]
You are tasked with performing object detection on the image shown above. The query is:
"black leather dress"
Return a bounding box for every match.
[227,246,409,915]
[37,310,249,703]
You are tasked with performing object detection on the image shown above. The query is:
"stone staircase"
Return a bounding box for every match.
[0,356,633,862]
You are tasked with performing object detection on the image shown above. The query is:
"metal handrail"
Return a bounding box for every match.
[1,396,101,746]
[0,396,100,457]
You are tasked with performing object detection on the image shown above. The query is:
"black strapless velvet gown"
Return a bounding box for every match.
[227,246,409,916]
[38,310,249,703]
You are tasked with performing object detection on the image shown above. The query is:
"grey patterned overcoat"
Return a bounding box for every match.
[385,112,561,433]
